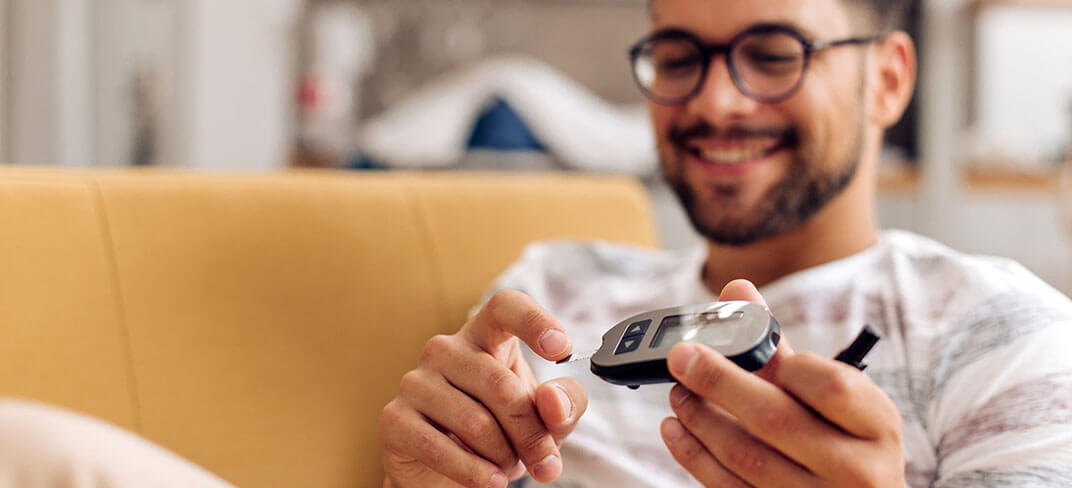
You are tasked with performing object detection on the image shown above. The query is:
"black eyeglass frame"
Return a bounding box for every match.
[629,25,884,104]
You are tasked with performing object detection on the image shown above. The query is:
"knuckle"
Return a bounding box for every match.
[518,307,550,334]
[379,401,405,438]
[414,430,446,467]
[514,423,550,456]
[757,405,793,434]
[457,408,499,443]
[420,334,454,363]
[672,436,705,467]
[673,390,701,421]
[487,369,526,406]
[821,367,854,400]
[693,360,727,393]
[817,368,855,415]
[724,445,766,478]
[496,402,548,456]
[397,370,424,398]
[486,289,521,314]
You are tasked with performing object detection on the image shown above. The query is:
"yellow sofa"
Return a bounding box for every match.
[0,166,658,487]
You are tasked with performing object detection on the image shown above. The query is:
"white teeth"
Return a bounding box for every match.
[699,148,766,164]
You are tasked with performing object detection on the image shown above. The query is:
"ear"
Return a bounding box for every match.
[870,30,917,129]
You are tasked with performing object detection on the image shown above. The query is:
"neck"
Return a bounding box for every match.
[701,158,879,294]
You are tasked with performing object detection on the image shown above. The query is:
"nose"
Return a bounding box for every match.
[684,56,761,126]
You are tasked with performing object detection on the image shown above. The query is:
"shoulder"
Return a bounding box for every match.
[884,229,1037,283]
[882,233,1072,476]
[881,230,1071,315]
[882,230,1072,397]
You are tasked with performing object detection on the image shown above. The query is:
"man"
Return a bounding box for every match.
[379,0,1072,487]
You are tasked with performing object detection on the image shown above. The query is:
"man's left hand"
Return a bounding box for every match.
[661,280,905,487]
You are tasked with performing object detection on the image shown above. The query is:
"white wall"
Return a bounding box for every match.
[915,0,1072,293]
[123,0,301,169]
[0,0,7,162]
[178,0,301,170]
[2,0,300,169]
[91,0,180,166]
[974,6,1072,164]
[6,0,93,166]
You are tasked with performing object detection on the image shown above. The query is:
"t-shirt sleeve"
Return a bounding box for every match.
[929,291,1072,486]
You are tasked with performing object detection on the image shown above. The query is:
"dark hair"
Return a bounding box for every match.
[646,1,914,32]
[843,0,913,31]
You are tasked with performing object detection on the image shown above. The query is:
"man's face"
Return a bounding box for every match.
[649,0,872,246]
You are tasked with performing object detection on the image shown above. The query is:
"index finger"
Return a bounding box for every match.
[773,352,902,441]
[467,289,572,362]
[667,341,846,472]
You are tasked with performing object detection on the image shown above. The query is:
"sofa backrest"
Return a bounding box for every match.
[0,167,658,487]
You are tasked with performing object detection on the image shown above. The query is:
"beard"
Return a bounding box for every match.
[662,118,864,247]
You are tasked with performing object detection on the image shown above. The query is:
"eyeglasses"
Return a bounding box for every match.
[629,25,883,104]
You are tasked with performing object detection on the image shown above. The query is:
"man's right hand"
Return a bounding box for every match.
[380,289,589,488]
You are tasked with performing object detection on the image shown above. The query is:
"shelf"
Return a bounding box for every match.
[877,163,920,193]
[962,164,1058,193]
[971,0,1072,9]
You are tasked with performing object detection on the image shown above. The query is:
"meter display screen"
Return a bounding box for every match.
[650,312,742,349]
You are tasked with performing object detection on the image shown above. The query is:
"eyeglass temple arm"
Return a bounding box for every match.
[810,35,886,52]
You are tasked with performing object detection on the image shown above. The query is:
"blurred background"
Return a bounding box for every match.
[0,0,1071,290]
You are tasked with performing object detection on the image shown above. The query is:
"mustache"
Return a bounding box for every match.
[669,123,797,147]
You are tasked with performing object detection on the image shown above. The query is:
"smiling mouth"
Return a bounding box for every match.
[687,136,795,165]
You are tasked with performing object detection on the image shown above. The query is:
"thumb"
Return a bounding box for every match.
[534,377,588,445]
[718,279,794,379]
[718,278,767,305]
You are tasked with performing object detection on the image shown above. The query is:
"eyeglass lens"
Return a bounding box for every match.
[634,30,808,103]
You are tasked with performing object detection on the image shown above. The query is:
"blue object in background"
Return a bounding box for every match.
[347,153,388,170]
[466,96,546,152]
[350,95,546,170]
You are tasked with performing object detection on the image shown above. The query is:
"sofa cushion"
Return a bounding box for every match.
[0,167,658,487]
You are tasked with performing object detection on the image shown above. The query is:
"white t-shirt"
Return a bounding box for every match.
[488,230,1072,487]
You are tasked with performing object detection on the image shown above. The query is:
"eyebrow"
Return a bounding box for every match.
[648,21,822,43]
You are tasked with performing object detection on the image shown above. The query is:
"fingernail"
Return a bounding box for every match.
[532,454,561,481]
[553,385,573,420]
[539,329,569,357]
[662,418,686,442]
[669,344,698,376]
[669,385,690,406]
[489,472,508,488]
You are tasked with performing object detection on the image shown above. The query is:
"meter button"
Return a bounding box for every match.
[615,335,644,355]
[623,320,652,339]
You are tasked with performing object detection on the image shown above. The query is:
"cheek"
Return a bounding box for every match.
[649,104,677,141]
[650,104,684,173]
[784,95,853,168]
[792,61,868,165]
